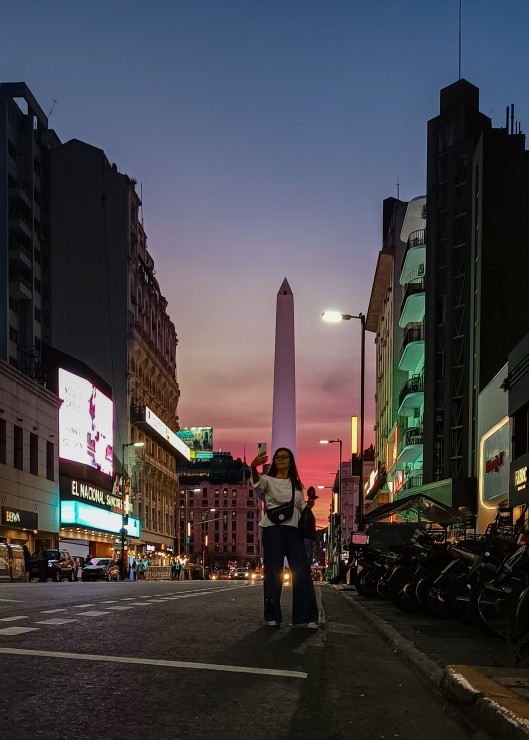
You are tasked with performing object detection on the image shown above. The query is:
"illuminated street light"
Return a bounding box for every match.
[321,310,366,531]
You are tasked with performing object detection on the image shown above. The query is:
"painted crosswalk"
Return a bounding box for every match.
[0,584,249,637]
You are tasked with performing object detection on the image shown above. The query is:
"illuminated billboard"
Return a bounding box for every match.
[59,368,113,477]
[177,426,213,459]
[144,407,191,461]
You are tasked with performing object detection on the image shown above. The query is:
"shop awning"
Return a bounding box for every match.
[363,493,465,525]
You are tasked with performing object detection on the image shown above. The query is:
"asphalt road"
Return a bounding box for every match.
[0,580,490,740]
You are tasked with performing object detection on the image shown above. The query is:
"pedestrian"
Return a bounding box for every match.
[137,559,145,580]
[174,559,181,581]
[250,447,318,628]
[22,544,31,581]
[130,558,137,581]
[37,543,48,582]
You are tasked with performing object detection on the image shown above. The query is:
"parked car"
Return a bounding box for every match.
[82,558,120,582]
[28,548,77,582]
[230,567,251,580]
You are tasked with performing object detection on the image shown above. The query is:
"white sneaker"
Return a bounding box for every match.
[266,620,280,627]
[306,622,319,629]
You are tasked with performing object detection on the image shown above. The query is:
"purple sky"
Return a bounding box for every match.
[3,1,529,523]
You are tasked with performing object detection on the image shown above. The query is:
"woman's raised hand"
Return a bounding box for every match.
[250,451,268,468]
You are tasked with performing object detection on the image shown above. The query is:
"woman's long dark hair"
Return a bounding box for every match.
[267,447,303,490]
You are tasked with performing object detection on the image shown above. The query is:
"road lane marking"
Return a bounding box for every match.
[0,648,308,678]
[119,598,135,601]
[127,602,154,606]
[0,616,29,622]
[35,619,77,625]
[99,600,118,604]
[41,609,67,614]
[73,604,95,608]
[0,598,27,603]
[76,611,109,617]
[105,606,133,610]
[0,627,38,635]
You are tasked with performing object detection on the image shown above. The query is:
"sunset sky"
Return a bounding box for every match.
[3,1,529,525]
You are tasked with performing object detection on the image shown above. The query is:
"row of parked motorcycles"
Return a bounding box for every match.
[353,512,529,665]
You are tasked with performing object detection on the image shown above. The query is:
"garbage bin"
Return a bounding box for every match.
[8,544,26,582]
[0,543,10,582]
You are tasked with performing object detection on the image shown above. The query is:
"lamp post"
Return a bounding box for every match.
[320,439,343,576]
[120,441,144,579]
[322,311,366,531]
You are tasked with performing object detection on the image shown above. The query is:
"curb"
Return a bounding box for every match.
[336,587,529,740]
[441,665,529,740]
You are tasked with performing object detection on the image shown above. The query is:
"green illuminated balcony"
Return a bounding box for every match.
[398,324,424,372]
[400,230,426,285]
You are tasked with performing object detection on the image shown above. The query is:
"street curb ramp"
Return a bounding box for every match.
[441,665,529,740]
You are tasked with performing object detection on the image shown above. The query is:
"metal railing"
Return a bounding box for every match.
[407,229,425,248]
[403,472,423,491]
[400,427,424,451]
[398,373,424,408]
[401,279,425,314]
[401,324,423,355]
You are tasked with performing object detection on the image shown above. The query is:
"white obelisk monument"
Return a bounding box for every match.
[271,278,296,456]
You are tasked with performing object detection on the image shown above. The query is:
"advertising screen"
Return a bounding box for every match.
[177,426,213,459]
[59,368,113,476]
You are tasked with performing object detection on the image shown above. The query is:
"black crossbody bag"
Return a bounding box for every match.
[266,482,295,524]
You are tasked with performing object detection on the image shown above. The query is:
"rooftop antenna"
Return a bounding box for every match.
[458,0,462,80]
[48,98,58,117]
[395,174,400,201]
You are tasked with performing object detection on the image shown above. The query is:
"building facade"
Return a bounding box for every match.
[49,138,188,561]
[0,359,60,550]
[423,79,529,517]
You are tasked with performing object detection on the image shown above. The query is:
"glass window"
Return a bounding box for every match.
[46,440,54,481]
[30,432,38,475]
[14,425,23,470]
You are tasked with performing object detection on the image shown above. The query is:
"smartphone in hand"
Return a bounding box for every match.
[257,442,267,456]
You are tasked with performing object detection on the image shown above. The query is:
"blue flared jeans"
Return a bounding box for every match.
[262,524,318,625]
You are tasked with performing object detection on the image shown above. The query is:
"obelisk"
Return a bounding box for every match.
[271,278,296,456]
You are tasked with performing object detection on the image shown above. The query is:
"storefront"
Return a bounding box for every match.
[476,365,510,532]
[504,333,529,522]
[59,475,140,560]
[0,506,56,553]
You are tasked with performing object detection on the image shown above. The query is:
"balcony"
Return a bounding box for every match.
[398,324,424,372]
[400,229,426,285]
[402,471,423,491]
[9,272,32,300]
[8,214,32,242]
[8,186,31,211]
[397,374,424,416]
[8,243,32,270]
[397,427,423,465]
[399,279,425,328]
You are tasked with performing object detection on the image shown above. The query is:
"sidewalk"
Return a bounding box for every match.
[337,585,529,740]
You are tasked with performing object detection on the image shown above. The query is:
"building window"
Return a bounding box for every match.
[8,297,17,313]
[247,511,254,519]
[223,488,228,498]
[30,432,38,475]
[247,546,254,554]
[14,425,23,470]
[248,489,254,497]
[231,511,236,519]
[246,535,254,544]
[34,307,41,323]
[34,277,41,294]
[246,522,254,532]
[8,326,18,343]
[0,419,6,464]
[232,489,237,498]
[46,441,54,481]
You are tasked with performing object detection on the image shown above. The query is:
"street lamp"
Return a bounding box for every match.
[322,310,366,530]
[120,441,144,579]
[320,439,342,576]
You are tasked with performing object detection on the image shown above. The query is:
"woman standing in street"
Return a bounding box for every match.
[251,447,318,628]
